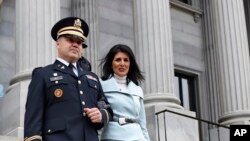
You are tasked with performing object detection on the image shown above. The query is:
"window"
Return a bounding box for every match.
[174,72,197,111]
[177,0,192,5]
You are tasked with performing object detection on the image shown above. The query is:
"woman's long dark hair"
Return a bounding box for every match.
[100,44,144,85]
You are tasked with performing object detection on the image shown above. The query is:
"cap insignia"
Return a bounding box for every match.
[74,19,82,28]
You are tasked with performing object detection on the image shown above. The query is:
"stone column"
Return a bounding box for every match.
[202,0,222,124]
[133,0,181,109]
[211,0,250,125]
[72,0,99,73]
[133,1,187,140]
[244,0,250,51]
[0,0,60,139]
[13,0,60,83]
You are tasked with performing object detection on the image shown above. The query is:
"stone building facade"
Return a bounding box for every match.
[0,0,250,141]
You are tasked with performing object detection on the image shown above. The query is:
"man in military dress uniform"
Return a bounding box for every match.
[24,17,113,141]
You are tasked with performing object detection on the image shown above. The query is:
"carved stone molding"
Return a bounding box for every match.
[170,0,202,23]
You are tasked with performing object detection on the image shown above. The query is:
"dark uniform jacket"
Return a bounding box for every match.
[24,60,113,141]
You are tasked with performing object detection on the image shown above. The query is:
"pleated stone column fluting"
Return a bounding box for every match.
[72,0,99,73]
[133,0,181,109]
[244,0,250,51]
[0,0,60,138]
[211,0,250,125]
[202,0,222,124]
[10,0,60,85]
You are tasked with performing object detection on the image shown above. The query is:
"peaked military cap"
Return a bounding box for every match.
[51,17,89,48]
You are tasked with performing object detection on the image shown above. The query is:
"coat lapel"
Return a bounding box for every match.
[128,82,143,98]
[101,77,143,98]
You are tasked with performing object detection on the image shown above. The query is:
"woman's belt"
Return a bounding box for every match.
[111,117,138,125]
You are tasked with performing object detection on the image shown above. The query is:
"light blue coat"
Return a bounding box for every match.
[100,77,150,141]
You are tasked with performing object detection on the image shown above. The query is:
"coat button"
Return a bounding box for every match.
[83,112,86,116]
[82,101,85,105]
[80,91,83,95]
[48,129,51,133]
[78,80,81,84]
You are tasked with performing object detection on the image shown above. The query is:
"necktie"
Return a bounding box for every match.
[69,63,78,76]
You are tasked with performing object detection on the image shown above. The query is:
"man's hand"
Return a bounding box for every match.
[84,108,102,123]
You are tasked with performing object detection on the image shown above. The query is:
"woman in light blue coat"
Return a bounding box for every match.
[100,44,150,141]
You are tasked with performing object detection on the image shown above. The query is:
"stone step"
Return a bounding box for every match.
[0,136,18,141]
